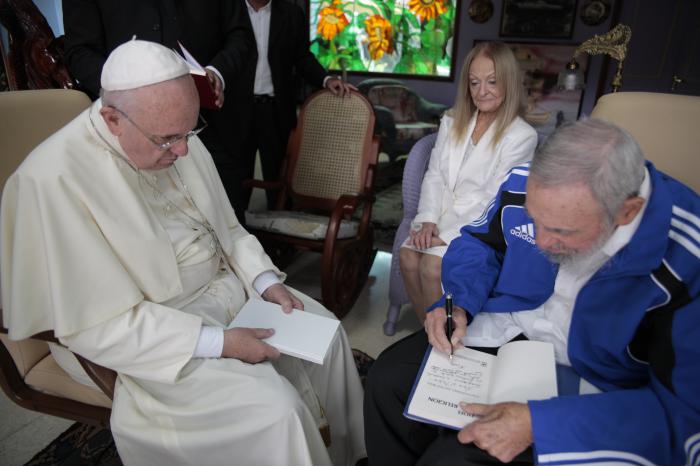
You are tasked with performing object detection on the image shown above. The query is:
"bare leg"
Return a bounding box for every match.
[399,247,427,324]
[419,254,443,317]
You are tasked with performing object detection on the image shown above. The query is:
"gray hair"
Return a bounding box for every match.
[99,74,193,114]
[530,118,645,222]
[100,88,137,112]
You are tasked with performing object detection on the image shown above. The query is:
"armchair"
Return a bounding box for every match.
[590,92,700,193]
[245,89,380,319]
[358,78,447,163]
[383,133,438,335]
[0,89,114,428]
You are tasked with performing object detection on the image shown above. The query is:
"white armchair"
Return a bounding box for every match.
[591,91,700,193]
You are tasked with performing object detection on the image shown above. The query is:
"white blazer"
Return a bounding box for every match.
[414,112,537,246]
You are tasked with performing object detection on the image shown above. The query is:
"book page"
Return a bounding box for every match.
[178,41,205,75]
[177,41,217,108]
[228,299,340,364]
[405,341,557,430]
[404,347,496,430]
[489,340,558,404]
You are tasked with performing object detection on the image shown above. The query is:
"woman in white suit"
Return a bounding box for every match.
[400,42,537,323]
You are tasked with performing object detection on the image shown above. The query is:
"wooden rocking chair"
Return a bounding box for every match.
[245,89,380,319]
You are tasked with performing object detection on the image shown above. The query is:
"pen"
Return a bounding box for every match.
[445,292,453,361]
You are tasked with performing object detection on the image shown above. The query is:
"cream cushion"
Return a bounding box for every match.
[591,92,700,193]
[0,335,48,377]
[245,210,359,240]
[24,352,112,408]
[1,335,111,408]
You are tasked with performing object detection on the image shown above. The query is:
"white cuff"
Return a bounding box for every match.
[205,65,225,91]
[193,326,224,358]
[323,75,339,87]
[253,270,281,295]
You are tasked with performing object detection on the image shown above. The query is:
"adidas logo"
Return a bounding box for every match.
[510,223,536,245]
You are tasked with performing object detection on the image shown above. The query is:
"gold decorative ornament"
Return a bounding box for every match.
[557,23,632,93]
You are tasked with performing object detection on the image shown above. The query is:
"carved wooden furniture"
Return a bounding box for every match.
[0,0,75,90]
[0,89,114,428]
[245,89,380,318]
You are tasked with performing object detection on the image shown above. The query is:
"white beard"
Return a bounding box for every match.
[542,223,615,268]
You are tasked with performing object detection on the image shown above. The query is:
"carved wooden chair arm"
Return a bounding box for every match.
[75,354,116,400]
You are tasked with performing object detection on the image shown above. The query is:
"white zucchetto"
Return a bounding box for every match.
[101,38,190,91]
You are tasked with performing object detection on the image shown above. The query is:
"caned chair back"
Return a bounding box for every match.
[591,91,700,193]
[287,89,376,209]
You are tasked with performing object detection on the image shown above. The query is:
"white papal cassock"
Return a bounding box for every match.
[1,101,365,466]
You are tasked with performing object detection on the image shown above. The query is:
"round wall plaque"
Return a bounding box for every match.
[468,0,494,24]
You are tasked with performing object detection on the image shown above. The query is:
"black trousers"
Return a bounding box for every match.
[363,330,534,466]
[202,98,287,225]
[239,98,286,215]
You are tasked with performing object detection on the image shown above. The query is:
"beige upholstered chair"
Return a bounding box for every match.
[245,89,380,318]
[591,92,700,193]
[0,89,114,428]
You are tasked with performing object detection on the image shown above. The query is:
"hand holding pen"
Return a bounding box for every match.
[424,293,467,357]
[446,292,454,361]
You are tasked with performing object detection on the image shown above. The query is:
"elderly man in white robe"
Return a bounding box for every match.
[1,39,365,466]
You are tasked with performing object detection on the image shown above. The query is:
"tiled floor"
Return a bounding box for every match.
[0,250,421,465]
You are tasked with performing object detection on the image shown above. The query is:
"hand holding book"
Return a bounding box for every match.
[404,341,557,430]
[457,401,534,463]
[178,41,221,109]
[204,69,224,107]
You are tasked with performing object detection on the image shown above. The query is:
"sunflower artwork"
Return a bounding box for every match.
[309,0,459,78]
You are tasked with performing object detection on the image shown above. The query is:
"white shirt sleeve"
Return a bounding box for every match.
[193,326,225,358]
[253,270,282,295]
[322,75,336,87]
[205,65,225,91]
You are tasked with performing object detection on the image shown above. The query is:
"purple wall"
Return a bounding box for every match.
[344,0,617,117]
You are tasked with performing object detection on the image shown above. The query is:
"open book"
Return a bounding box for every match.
[404,340,557,430]
[228,299,340,364]
[178,41,218,109]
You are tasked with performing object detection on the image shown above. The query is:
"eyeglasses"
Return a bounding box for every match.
[110,106,208,151]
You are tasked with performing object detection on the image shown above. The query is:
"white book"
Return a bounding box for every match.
[228,299,340,364]
[404,340,557,430]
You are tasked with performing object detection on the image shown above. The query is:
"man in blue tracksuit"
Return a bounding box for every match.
[364,119,700,465]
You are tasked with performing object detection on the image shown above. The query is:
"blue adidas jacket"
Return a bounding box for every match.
[437,162,700,466]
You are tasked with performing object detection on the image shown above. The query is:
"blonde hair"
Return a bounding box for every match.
[450,42,525,148]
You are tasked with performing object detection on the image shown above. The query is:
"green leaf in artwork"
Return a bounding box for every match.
[405,13,420,28]
[350,58,366,70]
[415,60,429,74]
[421,28,446,49]
[318,54,332,69]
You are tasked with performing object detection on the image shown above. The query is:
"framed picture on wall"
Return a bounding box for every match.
[499,41,589,143]
[307,0,462,80]
[500,0,577,38]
